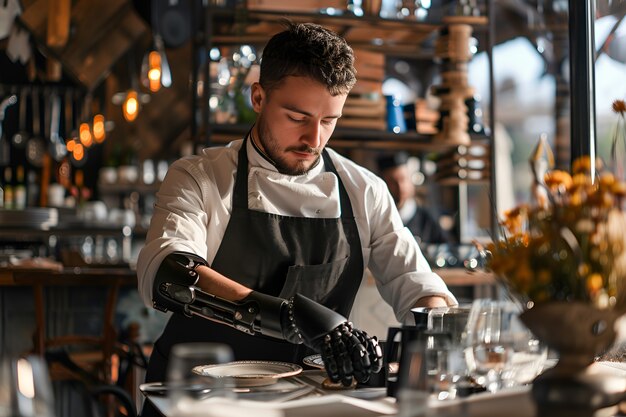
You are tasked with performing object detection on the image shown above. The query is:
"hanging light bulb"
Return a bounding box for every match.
[141,35,171,92]
[113,50,151,123]
[66,138,76,152]
[148,50,162,92]
[112,88,150,123]
[123,90,139,122]
[79,122,93,147]
[73,142,85,161]
[92,114,106,143]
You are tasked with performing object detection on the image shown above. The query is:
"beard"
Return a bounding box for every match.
[256,117,322,175]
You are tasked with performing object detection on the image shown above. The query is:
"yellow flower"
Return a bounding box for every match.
[586,273,603,294]
[544,170,572,191]
[572,156,592,174]
[613,99,626,115]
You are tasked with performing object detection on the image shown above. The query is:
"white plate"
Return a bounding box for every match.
[193,361,303,387]
[303,354,325,369]
[139,382,210,397]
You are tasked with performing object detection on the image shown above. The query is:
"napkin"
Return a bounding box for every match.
[171,395,396,417]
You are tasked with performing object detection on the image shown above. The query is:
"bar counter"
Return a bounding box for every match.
[0,263,137,379]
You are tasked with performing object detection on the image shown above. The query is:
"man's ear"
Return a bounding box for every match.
[250,82,265,112]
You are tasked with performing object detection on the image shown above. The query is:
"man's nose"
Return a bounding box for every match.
[301,122,322,148]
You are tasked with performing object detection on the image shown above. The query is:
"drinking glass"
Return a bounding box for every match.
[500,322,548,388]
[0,355,55,417]
[167,342,234,417]
[464,299,515,393]
[396,332,464,417]
[426,306,472,399]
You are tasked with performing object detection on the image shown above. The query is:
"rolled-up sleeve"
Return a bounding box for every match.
[344,161,457,323]
[136,159,211,307]
[369,227,458,323]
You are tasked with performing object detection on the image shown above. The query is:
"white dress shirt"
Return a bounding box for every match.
[137,139,457,323]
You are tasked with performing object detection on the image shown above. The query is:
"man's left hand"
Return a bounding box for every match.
[414,295,449,308]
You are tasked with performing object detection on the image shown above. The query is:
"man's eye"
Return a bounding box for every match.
[322,119,336,126]
[288,115,305,123]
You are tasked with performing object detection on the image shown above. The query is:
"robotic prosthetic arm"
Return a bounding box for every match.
[152,252,383,385]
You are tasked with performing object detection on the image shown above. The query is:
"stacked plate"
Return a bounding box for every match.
[0,208,58,230]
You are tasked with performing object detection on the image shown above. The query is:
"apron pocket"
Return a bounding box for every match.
[278,256,349,301]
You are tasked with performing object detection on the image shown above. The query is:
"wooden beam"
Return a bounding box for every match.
[47,0,71,48]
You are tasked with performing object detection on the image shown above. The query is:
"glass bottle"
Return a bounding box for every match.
[3,167,13,210]
[27,170,39,207]
[14,165,26,210]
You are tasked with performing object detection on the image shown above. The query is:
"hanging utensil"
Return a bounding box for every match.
[64,90,74,144]
[26,89,45,167]
[49,92,67,162]
[0,94,18,166]
[11,88,29,148]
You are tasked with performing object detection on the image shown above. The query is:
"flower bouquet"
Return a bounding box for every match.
[488,152,626,311]
[481,100,626,415]
[483,100,626,371]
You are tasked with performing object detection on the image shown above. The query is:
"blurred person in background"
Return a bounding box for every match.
[377,151,452,245]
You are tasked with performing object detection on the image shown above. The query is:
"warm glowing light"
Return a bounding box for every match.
[73,143,84,161]
[66,139,76,152]
[123,90,139,122]
[149,77,161,93]
[17,359,35,399]
[148,51,162,92]
[79,123,93,147]
[93,114,106,143]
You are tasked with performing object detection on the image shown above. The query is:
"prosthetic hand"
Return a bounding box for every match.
[244,291,383,386]
[152,252,383,386]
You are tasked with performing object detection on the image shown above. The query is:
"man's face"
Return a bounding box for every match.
[382,165,415,209]
[250,76,347,175]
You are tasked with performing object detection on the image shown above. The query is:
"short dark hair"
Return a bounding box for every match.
[259,21,356,96]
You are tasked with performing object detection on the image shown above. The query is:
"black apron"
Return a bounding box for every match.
[144,137,364,384]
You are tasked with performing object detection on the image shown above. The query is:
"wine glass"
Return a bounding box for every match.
[0,355,55,417]
[500,320,548,389]
[464,299,515,393]
[166,342,234,417]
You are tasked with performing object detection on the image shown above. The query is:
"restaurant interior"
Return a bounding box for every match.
[0,0,625,416]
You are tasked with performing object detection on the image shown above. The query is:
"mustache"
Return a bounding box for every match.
[286,145,321,156]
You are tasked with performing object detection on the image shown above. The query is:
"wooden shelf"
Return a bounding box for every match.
[435,267,496,287]
[207,8,489,56]
[202,123,490,153]
[97,182,161,194]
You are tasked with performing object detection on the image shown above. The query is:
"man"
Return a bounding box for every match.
[137,22,456,413]
[377,152,452,245]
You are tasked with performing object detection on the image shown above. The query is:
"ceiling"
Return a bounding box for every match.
[1,0,625,161]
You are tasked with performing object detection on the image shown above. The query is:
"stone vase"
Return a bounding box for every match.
[519,302,625,417]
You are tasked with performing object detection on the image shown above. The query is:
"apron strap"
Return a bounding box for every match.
[322,150,355,220]
[233,132,252,209]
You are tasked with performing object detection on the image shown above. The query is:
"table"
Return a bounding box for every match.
[142,365,626,417]
[143,370,397,417]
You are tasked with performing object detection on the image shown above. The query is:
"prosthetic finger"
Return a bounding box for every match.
[320,322,384,386]
[354,328,383,374]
